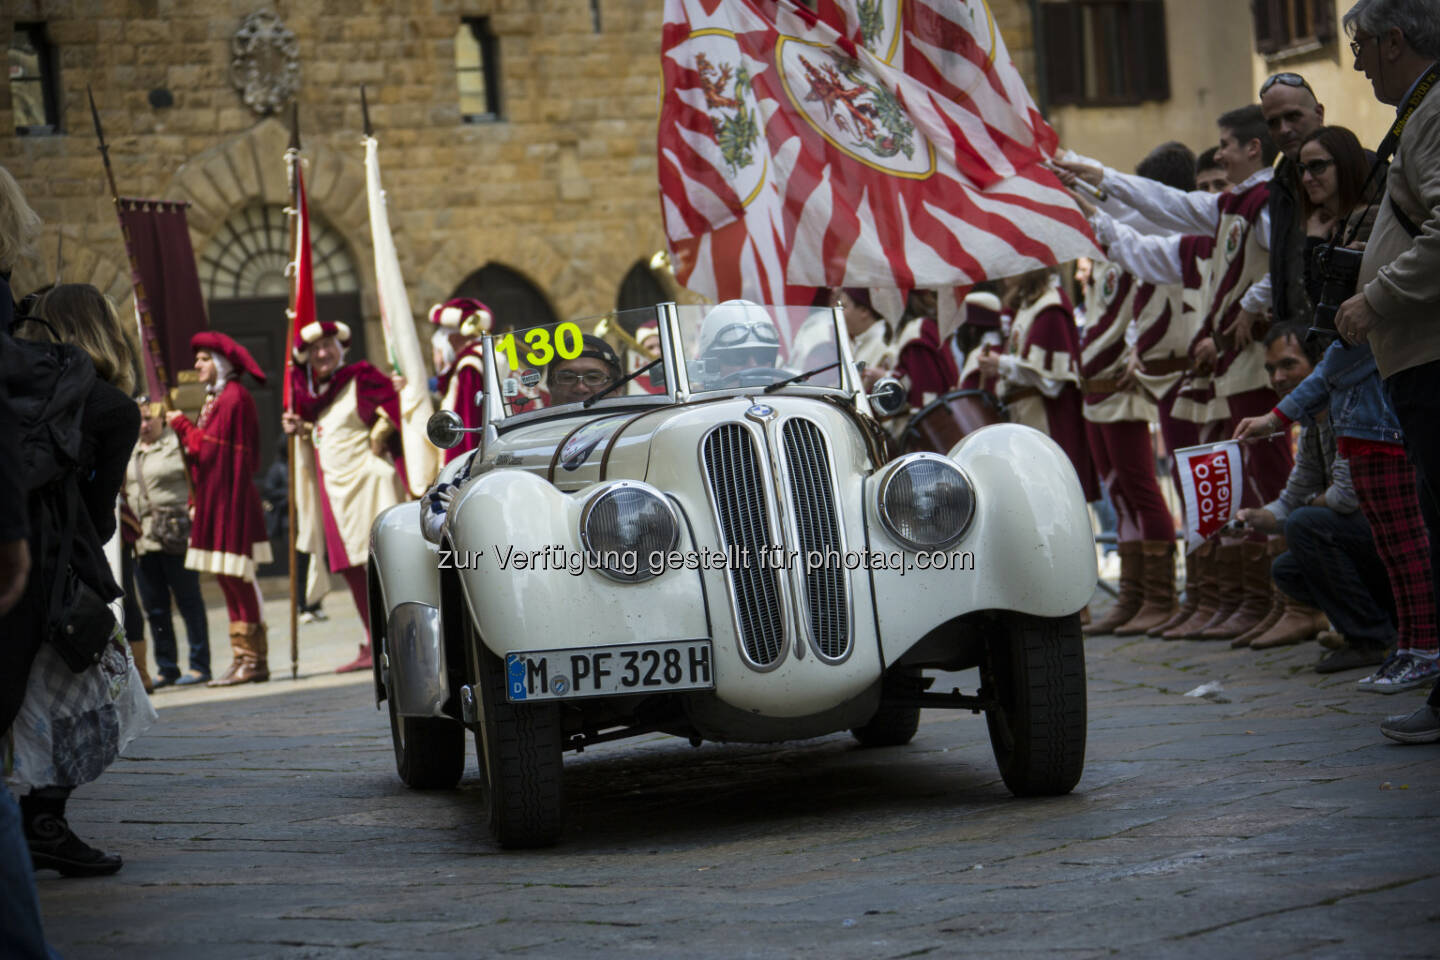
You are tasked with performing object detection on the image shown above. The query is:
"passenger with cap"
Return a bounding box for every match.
[429,297,494,463]
[547,334,622,405]
[693,299,784,389]
[166,332,273,686]
[281,320,407,674]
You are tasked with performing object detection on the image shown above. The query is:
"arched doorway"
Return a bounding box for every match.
[197,203,364,566]
[449,262,557,332]
[616,259,668,311]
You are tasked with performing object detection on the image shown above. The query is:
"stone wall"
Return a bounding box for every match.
[2,0,678,360]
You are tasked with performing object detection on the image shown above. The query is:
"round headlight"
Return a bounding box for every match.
[877,454,975,550]
[579,482,680,582]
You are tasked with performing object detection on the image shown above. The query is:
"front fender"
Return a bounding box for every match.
[445,470,711,657]
[369,501,446,716]
[869,423,1097,665]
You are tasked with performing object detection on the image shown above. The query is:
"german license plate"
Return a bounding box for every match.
[504,640,714,702]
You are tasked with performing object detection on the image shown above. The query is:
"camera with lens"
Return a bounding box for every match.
[1307,243,1364,345]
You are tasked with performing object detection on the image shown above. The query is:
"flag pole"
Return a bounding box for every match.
[89,85,170,405]
[284,103,301,681]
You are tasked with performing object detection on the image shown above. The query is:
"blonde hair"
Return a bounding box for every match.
[0,164,41,274]
[15,284,137,393]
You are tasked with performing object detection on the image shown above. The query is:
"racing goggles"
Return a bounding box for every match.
[710,319,780,349]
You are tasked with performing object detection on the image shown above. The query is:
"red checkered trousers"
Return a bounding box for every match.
[1350,452,1437,654]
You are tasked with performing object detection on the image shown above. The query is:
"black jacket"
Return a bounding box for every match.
[0,377,139,735]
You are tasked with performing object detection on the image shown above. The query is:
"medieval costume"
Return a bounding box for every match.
[288,320,407,673]
[1091,167,1297,641]
[168,331,273,686]
[893,312,959,409]
[1076,258,1177,636]
[430,297,492,463]
[994,280,1101,503]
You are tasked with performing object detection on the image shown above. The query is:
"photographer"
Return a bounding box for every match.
[1331,0,1440,741]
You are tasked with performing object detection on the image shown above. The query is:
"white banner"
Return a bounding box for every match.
[364,136,438,495]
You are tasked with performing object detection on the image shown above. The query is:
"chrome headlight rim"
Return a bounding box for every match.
[876,452,976,552]
[578,480,680,583]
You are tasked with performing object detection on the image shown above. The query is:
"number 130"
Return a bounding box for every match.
[495,322,584,369]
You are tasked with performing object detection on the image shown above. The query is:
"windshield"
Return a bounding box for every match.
[675,303,846,394]
[485,307,668,419]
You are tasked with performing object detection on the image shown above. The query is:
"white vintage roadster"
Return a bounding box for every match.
[368,302,1096,848]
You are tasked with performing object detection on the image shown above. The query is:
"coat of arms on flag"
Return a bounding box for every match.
[659,0,1099,303]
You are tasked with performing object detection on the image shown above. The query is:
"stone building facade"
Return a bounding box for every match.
[3,0,691,368]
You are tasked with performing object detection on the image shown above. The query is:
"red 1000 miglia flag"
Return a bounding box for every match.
[658,0,1099,302]
[1175,440,1243,552]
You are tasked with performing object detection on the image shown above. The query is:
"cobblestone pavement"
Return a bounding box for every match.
[33,584,1440,959]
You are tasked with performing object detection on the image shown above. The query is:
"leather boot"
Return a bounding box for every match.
[1190,541,1246,638]
[1250,593,1329,649]
[1163,541,1226,639]
[1083,541,1142,635]
[1115,541,1178,635]
[1231,537,1288,647]
[207,622,248,686]
[1150,547,1200,636]
[22,789,123,878]
[209,623,269,686]
[1200,540,1272,639]
[336,643,373,674]
[131,638,153,694]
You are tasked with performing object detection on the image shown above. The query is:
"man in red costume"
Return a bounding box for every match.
[166,331,273,686]
[281,320,407,673]
[429,297,493,464]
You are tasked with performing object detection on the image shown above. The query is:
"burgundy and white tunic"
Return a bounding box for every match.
[290,361,408,573]
[997,288,1101,501]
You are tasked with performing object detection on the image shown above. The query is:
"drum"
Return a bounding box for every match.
[900,389,1004,455]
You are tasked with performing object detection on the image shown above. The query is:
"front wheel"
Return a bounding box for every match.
[468,621,565,848]
[387,694,465,790]
[850,665,923,747]
[982,612,1086,797]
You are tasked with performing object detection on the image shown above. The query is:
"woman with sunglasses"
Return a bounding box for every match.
[1236,125,1435,686]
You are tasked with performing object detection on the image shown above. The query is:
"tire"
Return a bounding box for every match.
[851,665,923,747]
[468,621,565,849]
[982,612,1086,797]
[387,694,465,790]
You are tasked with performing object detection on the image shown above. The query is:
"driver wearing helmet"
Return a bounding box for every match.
[694,300,784,388]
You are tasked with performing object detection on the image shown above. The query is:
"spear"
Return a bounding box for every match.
[285,102,301,681]
[54,230,63,285]
[89,85,169,403]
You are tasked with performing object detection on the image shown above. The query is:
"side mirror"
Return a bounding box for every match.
[426,410,465,449]
[867,378,908,419]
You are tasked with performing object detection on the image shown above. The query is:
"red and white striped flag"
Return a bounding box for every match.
[658,0,1099,301]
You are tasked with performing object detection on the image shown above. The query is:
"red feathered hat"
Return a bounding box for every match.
[429,298,493,337]
[191,330,267,384]
[292,319,352,363]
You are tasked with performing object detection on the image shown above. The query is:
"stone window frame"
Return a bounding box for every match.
[1252,0,1336,60]
[10,22,62,136]
[1038,0,1171,108]
[456,17,503,124]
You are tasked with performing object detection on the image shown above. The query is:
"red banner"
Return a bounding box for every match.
[283,166,317,413]
[116,198,209,399]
